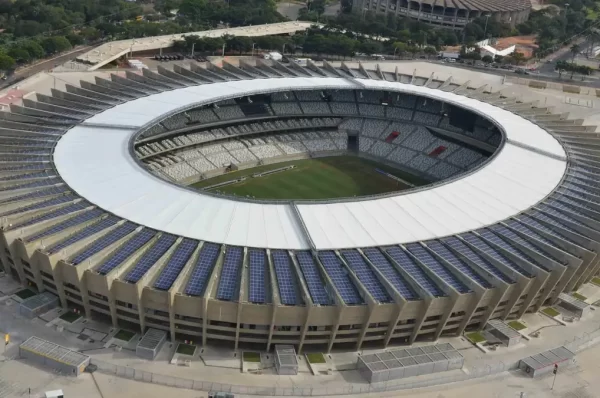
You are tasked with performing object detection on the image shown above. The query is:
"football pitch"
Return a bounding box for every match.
[190,156,429,200]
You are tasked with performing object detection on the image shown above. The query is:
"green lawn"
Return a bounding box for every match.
[176,343,196,356]
[15,289,36,300]
[592,277,600,286]
[113,329,135,342]
[59,311,81,323]
[508,321,526,331]
[466,332,486,344]
[190,156,429,200]
[572,292,587,301]
[243,352,261,362]
[542,307,560,317]
[306,352,326,364]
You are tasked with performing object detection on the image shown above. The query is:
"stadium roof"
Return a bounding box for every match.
[77,22,317,70]
[54,77,567,250]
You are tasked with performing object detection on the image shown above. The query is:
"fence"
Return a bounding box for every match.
[90,325,600,396]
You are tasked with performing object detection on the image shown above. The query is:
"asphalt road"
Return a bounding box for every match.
[0,46,93,90]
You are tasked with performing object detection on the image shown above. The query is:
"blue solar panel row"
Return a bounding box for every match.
[362,248,419,300]
[385,246,445,297]
[501,221,564,264]
[425,241,492,288]
[564,180,599,200]
[71,222,138,265]
[1,179,56,192]
[0,195,73,217]
[340,250,391,303]
[520,214,578,244]
[555,194,596,213]
[441,237,514,284]
[185,242,220,296]
[483,227,549,271]
[318,251,363,305]
[0,186,69,206]
[125,234,177,283]
[0,163,48,172]
[12,202,88,229]
[568,170,596,182]
[295,251,332,305]
[248,249,268,304]
[97,229,156,275]
[154,238,198,290]
[546,200,594,226]
[405,243,470,294]
[271,250,300,305]
[216,246,243,301]
[25,208,104,243]
[0,171,54,181]
[47,216,119,254]
[460,233,532,278]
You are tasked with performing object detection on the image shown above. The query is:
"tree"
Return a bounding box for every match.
[555,60,568,78]
[40,36,72,55]
[392,41,408,57]
[225,35,253,54]
[509,51,526,65]
[0,54,15,71]
[494,55,505,64]
[8,47,30,63]
[423,46,437,59]
[570,44,580,62]
[481,54,494,63]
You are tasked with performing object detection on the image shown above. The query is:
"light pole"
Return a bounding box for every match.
[251,43,256,57]
[222,43,226,57]
[483,14,490,38]
[282,43,286,55]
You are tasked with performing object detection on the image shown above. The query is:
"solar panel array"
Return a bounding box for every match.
[25,208,104,243]
[500,221,564,264]
[362,247,419,300]
[460,233,531,278]
[548,200,592,223]
[271,250,300,305]
[216,246,243,301]
[154,238,198,290]
[70,222,138,265]
[10,202,88,229]
[124,234,177,283]
[97,229,156,275]
[562,188,600,209]
[47,216,119,254]
[536,204,589,230]
[248,249,268,304]
[0,195,73,217]
[2,179,57,192]
[405,243,470,294]
[518,214,577,244]
[340,249,391,303]
[295,251,332,305]
[318,251,363,305]
[385,246,445,297]
[555,194,594,212]
[441,237,514,284]
[478,228,545,271]
[185,242,220,296]
[425,241,492,288]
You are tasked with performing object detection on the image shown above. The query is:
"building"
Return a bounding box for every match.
[351,0,531,28]
[0,61,598,354]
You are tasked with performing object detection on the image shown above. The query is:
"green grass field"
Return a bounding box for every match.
[191,156,429,200]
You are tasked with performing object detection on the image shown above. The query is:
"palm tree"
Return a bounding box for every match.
[570,44,580,63]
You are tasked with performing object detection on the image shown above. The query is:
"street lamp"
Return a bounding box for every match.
[251,43,256,57]
[483,14,490,38]
[282,43,286,55]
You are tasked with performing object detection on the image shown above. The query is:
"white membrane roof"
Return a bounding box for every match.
[54,77,567,250]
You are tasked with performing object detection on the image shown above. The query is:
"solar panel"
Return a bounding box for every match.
[340,250,391,303]
[405,243,470,294]
[385,247,445,297]
[216,246,243,301]
[0,195,73,217]
[124,234,177,283]
[71,222,138,265]
[441,237,514,284]
[47,216,119,254]
[25,208,104,243]
[460,233,532,278]
[185,242,220,296]
[271,250,300,305]
[318,251,363,305]
[501,222,565,264]
[482,227,549,271]
[248,249,268,304]
[0,186,69,206]
[153,238,198,290]
[521,213,579,244]
[0,171,55,181]
[362,248,418,300]
[97,229,156,275]
[11,202,88,229]
[425,241,492,288]
[295,251,332,305]
[1,179,57,192]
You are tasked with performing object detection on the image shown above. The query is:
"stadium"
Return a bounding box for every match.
[350,0,531,28]
[0,59,598,357]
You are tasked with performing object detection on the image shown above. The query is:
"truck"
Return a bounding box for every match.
[263,52,283,61]
[440,51,460,60]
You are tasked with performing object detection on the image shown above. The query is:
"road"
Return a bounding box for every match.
[0,45,94,90]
